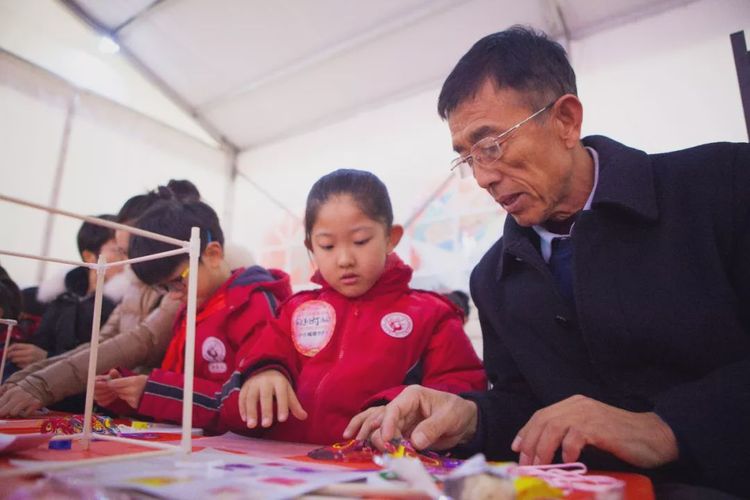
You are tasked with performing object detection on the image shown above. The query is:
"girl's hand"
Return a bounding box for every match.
[343,405,386,440]
[106,374,149,409]
[238,369,307,429]
[7,343,47,368]
[94,368,121,407]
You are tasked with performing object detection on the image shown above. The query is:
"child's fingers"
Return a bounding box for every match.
[238,382,249,422]
[286,385,308,421]
[108,368,121,379]
[94,383,115,406]
[259,382,275,428]
[106,377,132,394]
[273,379,289,423]
[244,384,260,428]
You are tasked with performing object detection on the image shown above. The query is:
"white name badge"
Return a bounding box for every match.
[291,300,336,356]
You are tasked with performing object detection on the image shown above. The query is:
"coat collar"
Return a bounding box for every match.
[583,135,658,221]
[223,266,291,308]
[495,135,659,280]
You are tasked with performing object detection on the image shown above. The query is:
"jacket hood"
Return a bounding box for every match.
[310,252,412,299]
[225,266,292,307]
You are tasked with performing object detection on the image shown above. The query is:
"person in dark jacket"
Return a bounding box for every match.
[7,216,126,368]
[0,264,23,381]
[350,27,750,499]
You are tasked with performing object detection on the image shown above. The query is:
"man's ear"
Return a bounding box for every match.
[387,225,404,253]
[201,241,224,267]
[553,94,583,149]
[81,249,97,264]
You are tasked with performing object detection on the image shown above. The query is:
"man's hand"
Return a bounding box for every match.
[512,394,679,468]
[343,405,386,440]
[369,385,479,451]
[7,343,47,368]
[238,369,307,429]
[0,385,44,417]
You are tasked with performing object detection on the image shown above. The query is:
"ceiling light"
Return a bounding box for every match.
[98,36,120,54]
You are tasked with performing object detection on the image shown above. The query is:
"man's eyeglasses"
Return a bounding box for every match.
[450,100,557,178]
[155,266,190,294]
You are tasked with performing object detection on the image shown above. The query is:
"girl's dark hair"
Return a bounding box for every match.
[77,214,116,256]
[129,199,223,285]
[117,179,201,224]
[304,169,393,242]
[438,25,577,118]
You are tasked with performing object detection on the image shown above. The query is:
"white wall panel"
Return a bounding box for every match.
[0,53,227,289]
[0,52,72,288]
[234,0,750,352]
[574,0,750,150]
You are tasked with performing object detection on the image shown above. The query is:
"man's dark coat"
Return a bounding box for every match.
[467,136,750,496]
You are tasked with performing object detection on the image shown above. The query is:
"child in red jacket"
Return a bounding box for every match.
[94,197,291,432]
[225,169,486,444]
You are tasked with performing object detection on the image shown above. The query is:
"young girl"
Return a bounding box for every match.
[225,168,486,444]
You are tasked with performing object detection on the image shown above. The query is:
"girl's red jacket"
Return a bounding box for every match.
[133,266,291,430]
[223,253,486,444]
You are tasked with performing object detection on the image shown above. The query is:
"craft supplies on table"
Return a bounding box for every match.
[0,419,653,499]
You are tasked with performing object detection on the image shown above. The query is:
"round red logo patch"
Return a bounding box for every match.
[380,312,413,338]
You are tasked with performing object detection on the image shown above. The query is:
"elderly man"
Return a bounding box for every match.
[346,26,749,497]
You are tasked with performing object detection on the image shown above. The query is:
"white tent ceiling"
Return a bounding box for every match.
[62,0,698,152]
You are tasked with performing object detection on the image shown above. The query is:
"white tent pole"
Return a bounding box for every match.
[100,247,187,267]
[180,227,200,453]
[0,320,17,382]
[403,173,455,230]
[0,250,98,269]
[37,93,78,284]
[82,254,106,450]
[223,147,238,241]
[236,170,302,223]
[0,194,187,247]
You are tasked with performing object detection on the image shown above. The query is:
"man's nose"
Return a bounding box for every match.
[473,162,501,190]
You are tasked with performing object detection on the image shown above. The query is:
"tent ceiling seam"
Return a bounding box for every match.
[112,0,168,35]
[195,0,471,112]
[58,0,239,154]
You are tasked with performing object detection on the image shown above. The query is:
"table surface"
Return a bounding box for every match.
[0,413,654,499]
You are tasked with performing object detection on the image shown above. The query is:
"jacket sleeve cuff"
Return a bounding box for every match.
[448,392,486,458]
[99,397,138,417]
[240,360,293,385]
